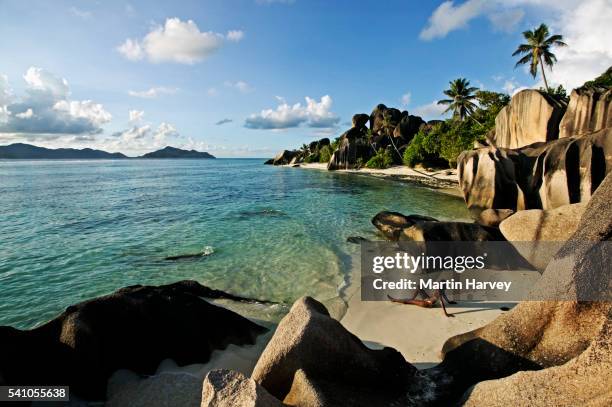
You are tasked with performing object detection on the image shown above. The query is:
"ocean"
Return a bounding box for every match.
[0,159,470,329]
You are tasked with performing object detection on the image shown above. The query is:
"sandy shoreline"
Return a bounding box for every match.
[289,162,463,198]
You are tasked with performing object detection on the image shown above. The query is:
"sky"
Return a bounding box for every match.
[0,0,610,157]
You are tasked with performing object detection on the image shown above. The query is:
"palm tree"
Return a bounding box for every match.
[437,78,479,121]
[512,23,566,92]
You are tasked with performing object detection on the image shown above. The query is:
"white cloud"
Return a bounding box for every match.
[128,86,177,98]
[227,30,244,42]
[411,101,449,120]
[420,0,612,90]
[15,108,33,119]
[224,80,254,93]
[487,8,525,32]
[420,0,490,40]
[117,18,242,64]
[245,95,340,130]
[129,110,144,123]
[117,39,144,61]
[69,7,92,19]
[0,67,111,138]
[53,100,112,127]
[23,67,69,99]
[401,92,412,107]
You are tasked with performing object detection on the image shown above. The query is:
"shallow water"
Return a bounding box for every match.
[0,159,470,329]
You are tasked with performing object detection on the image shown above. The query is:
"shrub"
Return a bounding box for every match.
[304,153,319,163]
[319,145,332,163]
[366,148,394,169]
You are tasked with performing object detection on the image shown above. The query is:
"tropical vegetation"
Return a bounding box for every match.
[512,23,566,92]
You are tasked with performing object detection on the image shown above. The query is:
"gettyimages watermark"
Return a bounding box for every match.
[361,241,612,302]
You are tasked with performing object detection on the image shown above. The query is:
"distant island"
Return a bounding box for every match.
[0,143,215,159]
[139,146,215,159]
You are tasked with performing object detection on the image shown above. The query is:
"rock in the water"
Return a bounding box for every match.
[400,221,505,241]
[499,203,586,269]
[251,297,416,405]
[107,372,203,407]
[272,150,298,166]
[0,280,268,400]
[351,113,369,129]
[492,89,566,149]
[457,128,612,214]
[371,211,437,240]
[201,369,283,407]
[346,236,369,244]
[264,159,274,165]
[559,86,612,138]
[476,209,515,227]
[427,171,612,405]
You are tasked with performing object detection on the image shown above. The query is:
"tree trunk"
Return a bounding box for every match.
[539,56,549,92]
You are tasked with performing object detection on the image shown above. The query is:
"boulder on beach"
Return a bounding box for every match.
[0,280,268,400]
[491,89,566,149]
[272,150,299,166]
[251,297,416,406]
[476,208,515,227]
[369,104,402,136]
[400,221,506,242]
[457,128,612,214]
[427,171,612,405]
[371,211,438,240]
[201,369,283,407]
[499,203,586,269]
[327,127,371,170]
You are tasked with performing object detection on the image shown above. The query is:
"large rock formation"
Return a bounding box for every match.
[270,150,298,165]
[492,89,566,149]
[327,115,372,170]
[201,369,283,407]
[371,211,437,240]
[428,171,612,405]
[499,203,586,269]
[458,128,612,214]
[0,281,268,400]
[393,113,425,142]
[251,297,416,406]
[559,68,612,138]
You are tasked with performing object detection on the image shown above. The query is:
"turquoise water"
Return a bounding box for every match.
[0,159,470,329]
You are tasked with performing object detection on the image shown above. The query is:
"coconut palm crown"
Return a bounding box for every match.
[437,78,479,121]
[512,23,567,91]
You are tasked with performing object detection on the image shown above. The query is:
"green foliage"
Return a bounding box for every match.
[437,78,479,120]
[540,84,569,103]
[402,130,429,167]
[581,66,612,90]
[355,157,364,169]
[303,153,319,163]
[318,145,332,163]
[365,148,394,169]
[330,137,341,151]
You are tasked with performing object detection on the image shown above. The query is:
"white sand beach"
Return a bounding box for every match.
[292,163,463,197]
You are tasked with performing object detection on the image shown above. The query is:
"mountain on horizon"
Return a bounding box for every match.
[0,143,215,159]
[140,146,215,159]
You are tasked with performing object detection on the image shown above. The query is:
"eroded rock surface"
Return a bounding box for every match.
[426,171,612,405]
[559,87,612,138]
[251,297,416,406]
[458,128,612,214]
[0,281,268,400]
[492,89,566,149]
[201,369,283,407]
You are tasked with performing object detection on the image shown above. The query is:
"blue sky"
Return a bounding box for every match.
[0,0,610,157]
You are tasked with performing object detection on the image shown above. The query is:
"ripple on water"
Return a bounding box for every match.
[0,159,470,329]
